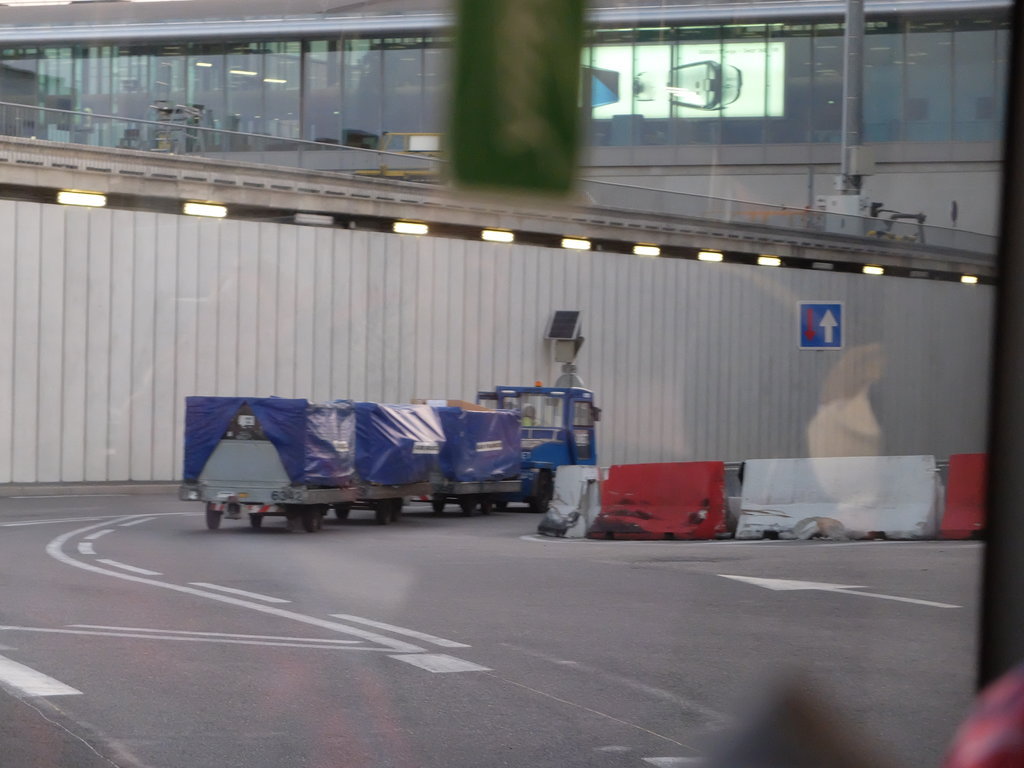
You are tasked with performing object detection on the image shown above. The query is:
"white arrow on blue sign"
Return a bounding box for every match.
[799,302,843,349]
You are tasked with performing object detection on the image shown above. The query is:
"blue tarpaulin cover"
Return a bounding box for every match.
[353,402,445,485]
[436,407,521,482]
[183,396,355,485]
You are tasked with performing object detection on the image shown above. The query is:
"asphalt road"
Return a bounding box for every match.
[0,494,981,768]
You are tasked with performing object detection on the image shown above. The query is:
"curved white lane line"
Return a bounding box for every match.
[46,516,425,653]
[96,559,162,576]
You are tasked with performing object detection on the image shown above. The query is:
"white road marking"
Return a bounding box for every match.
[329,614,470,648]
[719,574,961,608]
[643,758,703,766]
[189,583,291,604]
[594,746,631,753]
[0,626,375,651]
[388,653,491,673]
[1,515,125,528]
[519,534,588,543]
[0,654,81,697]
[70,625,361,644]
[84,529,114,541]
[46,519,426,653]
[118,517,157,527]
[76,542,95,555]
[96,559,162,576]
[6,495,128,500]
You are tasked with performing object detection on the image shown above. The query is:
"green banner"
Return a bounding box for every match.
[450,0,585,196]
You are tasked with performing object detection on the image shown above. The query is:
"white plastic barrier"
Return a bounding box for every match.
[537,465,601,538]
[735,455,940,540]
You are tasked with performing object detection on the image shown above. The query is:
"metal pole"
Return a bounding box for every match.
[839,0,864,195]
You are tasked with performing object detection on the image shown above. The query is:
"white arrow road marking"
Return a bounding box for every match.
[388,654,491,673]
[819,309,838,343]
[719,575,961,608]
[190,583,291,604]
[330,614,470,648]
[0,654,81,697]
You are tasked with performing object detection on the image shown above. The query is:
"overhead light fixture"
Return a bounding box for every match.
[757,255,782,267]
[229,70,258,77]
[961,275,979,284]
[263,78,287,84]
[393,221,428,235]
[697,250,723,262]
[183,202,227,218]
[561,237,591,251]
[57,190,106,208]
[294,212,334,226]
[633,244,660,257]
[194,62,213,68]
[481,229,514,243]
[863,265,884,276]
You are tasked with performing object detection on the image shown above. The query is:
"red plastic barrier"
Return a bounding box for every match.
[589,461,726,540]
[941,453,987,540]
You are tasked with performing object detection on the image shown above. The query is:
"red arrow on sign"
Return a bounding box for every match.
[803,307,816,341]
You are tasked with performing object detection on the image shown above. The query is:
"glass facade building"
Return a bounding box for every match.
[0,11,1009,150]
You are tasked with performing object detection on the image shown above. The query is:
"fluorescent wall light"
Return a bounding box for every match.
[862,265,884,275]
[393,221,428,235]
[561,237,591,251]
[183,202,227,218]
[481,229,514,243]
[229,70,258,77]
[633,244,660,257]
[194,62,213,68]
[294,213,334,226]
[57,190,106,208]
[697,250,723,262]
[757,255,782,267]
[961,275,979,284]
[263,78,287,84]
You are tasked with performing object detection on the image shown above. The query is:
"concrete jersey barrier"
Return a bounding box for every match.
[735,455,940,540]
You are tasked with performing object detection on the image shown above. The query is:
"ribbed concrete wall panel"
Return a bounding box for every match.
[0,200,995,482]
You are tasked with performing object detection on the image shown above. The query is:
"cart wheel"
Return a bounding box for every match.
[334,503,351,520]
[528,470,554,515]
[374,500,392,525]
[205,503,222,530]
[390,498,403,522]
[431,495,446,515]
[495,501,508,512]
[248,513,263,529]
[479,498,494,515]
[459,496,478,516]
[300,506,323,533]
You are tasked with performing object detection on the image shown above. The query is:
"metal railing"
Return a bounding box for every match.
[0,100,998,258]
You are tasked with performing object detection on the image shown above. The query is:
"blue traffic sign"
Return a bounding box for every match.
[799,302,843,349]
